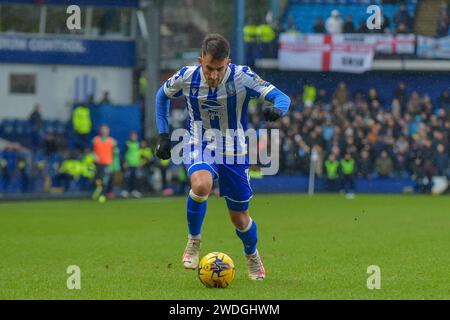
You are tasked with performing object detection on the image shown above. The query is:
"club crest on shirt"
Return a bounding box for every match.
[225,82,236,96]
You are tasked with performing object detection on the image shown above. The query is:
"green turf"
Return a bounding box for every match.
[0,194,449,299]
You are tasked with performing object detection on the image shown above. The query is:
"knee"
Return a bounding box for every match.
[191,178,212,197]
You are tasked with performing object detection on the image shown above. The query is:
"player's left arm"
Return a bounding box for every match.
[240,66,291,121]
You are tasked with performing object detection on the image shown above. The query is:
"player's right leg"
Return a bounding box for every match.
[182,165,216,269]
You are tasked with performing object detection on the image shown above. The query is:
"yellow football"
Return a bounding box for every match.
[198,252,236,288]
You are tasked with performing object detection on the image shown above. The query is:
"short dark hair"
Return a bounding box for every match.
[201,34,230,60]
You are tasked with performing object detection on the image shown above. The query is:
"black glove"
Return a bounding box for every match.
[156,133,171,160]
[263,107,283,122]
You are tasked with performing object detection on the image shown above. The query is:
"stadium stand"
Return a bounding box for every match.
[282,0,418,33]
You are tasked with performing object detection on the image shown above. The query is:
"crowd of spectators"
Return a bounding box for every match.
[304,4,411,35]
[1,82,449,195]
[246,81,449,193]
[0,105,186,196]
[285,1,450,37]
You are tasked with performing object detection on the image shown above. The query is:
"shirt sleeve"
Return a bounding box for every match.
[163,67,187,98]
[240,66,275,100]
[156,86,171,134]
[264,87,291,116]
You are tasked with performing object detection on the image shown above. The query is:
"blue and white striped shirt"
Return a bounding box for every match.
[157,64,290,154]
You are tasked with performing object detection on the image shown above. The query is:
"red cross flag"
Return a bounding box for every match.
[278,33,376,73]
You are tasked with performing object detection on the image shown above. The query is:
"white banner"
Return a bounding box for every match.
[278,33,375,73]
[278,33,416,73]
[417,36,450,59]
[373,34,415,55]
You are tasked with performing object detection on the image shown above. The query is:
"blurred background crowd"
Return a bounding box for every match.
[2,79,448,196]
[0,0,449,197]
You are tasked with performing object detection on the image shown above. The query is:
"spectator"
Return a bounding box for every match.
[0,144,15,192]
[332,82,351,106]
[367,88,382,106]
[285,15,301,34]
[357,149,373,178]
[436,2,450,37]
[99,10,115,36]
[343,16,355,33]
[44,133,60,156]
[315,89,328,106]
[15,144,29,193]
[29,104,43,131]
[340,153,356,196]
[325,10,343,34]
[121,131,142,198]
[324,153,339,192]
[302,81,316,108]
[138,71,148,104]
[100,91,111,104]
[313,17,326,34]
[438,89,450,111]
[411,158,432,193]
[393,4,412,32]
[356,20,369,33]
[394,81,409,113]
[434,144,449,176]
[396,22,409,34]
[375,150,394,177]
[72,105,92,151]
[436,9,449,37]
[57,152,81,192]
[29,104,43,151]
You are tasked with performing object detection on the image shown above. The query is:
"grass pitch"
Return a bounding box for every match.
[0,194,449,299]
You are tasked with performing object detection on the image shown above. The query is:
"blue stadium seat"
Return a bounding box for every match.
[53,120,67,135]
[283,0,418,34]
[2,120,14,140]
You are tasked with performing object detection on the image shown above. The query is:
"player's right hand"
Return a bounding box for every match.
[156,133,171,160]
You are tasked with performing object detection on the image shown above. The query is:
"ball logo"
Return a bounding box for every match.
[198,252,236,288]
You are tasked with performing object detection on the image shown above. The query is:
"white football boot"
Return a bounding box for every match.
[246,249,266,280]
[182,237,201,269]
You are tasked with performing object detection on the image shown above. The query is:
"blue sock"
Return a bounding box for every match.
[186,190,208,237]
[236,219,258,255]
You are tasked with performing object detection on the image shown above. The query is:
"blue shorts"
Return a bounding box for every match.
[185,150,252,212]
